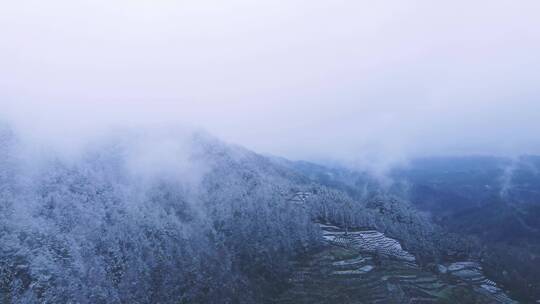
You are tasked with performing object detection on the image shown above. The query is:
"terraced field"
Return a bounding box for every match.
[275,222,518,303]
[442,262,517,304]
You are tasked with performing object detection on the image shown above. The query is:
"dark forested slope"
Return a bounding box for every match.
[288,156,540,302]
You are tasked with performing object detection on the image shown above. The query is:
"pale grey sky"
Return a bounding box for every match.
[2,0,540,167]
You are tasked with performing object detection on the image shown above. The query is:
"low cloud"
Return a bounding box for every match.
[2,0,540,168]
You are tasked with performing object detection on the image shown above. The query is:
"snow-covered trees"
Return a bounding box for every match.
[0,126,452,303]
[0,128,321,303]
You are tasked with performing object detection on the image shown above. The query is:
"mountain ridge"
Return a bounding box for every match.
[0,125,530,303]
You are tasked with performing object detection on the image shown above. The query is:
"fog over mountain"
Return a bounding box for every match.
[2,1,540,304]
[2,0,540,168]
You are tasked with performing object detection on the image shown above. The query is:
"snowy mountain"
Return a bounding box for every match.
[0,125,525,303]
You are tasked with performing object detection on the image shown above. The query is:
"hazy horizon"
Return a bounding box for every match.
[2,0,540,169]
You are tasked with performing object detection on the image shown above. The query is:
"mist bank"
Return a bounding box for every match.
[3,0,540,162]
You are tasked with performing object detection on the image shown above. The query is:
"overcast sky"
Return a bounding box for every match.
[1,0,540,167]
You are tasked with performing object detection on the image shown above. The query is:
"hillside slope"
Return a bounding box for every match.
[0,126,521,303]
